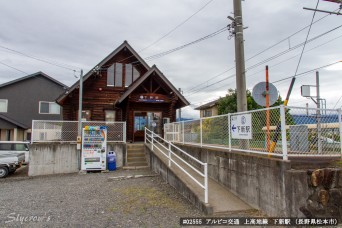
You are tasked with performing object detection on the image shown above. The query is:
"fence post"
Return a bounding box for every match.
[144,127,146,144]
[204,163,208,204]
[151,130,154,150]
[280,105,288,160]
[31,120,35,144]
[228,114,231,151]
[338,109,342,157]
[172,123,175,142]
[168,142,171,167]
[182,121,185,144]
[123,122,126,143]
[200,118,203,147]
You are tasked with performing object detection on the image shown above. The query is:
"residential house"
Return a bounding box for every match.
[57,41,189,142]
[195,99,220,118]
[0,72,67,141]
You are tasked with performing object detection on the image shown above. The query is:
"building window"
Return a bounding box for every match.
[115,63,123,87]
[81,110,91,121]
[105,110,115,122]
[125,64,140,87]
[0,99,8,112]
[107,63,125,87]
[125,64,133,87]
[203,110,212,117]
[39,102,60,114]
[107,64,115,86]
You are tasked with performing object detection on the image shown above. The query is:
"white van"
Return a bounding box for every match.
[0,141,30,163]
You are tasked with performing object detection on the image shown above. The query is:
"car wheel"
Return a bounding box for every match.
[0,166,9,178]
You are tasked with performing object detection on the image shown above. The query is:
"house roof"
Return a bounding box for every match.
[0,71,68,89]
[56,41,150,103]
[0,114,28,129]
[117,65,190,107]
[194,98,220,110]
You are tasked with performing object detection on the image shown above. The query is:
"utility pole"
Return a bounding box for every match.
[232,0,248,149]
[233,0,248,112]
[77,69,83,170]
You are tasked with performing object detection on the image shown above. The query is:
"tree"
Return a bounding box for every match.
[217,89,284,115]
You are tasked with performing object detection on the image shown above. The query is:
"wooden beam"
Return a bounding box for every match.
[153,86,161,93]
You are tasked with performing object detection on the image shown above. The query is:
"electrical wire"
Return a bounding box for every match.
[185,26,342,97]
[184,9,339,95]
[332,95,342,109]
[272,61,341,84]
[97,26,227,71]
[139,0,216,53]
[0,61,28,75]
[293,0,320,77]
[0,45,79,72]
[144,27,227,61]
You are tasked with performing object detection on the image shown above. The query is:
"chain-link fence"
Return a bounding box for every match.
[164,106,342,160]
[32,120,126,143]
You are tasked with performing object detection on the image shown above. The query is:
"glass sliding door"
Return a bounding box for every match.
[133,111,162,141]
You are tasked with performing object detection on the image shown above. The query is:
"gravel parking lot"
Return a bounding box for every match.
[0,168,203,227]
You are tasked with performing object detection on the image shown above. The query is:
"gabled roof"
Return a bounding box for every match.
[57,41,150,103]
[0,114,28,129]
[194,98,220,110]
[118,65,190,106]
[0,71,68,89]
[117,65,190,106]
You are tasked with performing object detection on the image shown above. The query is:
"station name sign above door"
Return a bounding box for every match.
[132,93,170,103]
[231,114,252,139]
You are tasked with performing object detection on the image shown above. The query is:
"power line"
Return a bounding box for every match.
[184,25,342,97]
[0,45,79,72]
[246,8,334,62]
[97,26,227,71]
[333,95,342,109]
[272,61,341,84]
[184,10,337,95]
[0,61,28,75]
[99,0,217,67]
[245,33,342,80]
[144,27,227,61]
[139,0,216,53]
[185,67,235,94]
[293,0,320,76]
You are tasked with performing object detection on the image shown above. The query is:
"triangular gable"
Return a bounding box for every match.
[57,41,150,103]
[118,65,189,107]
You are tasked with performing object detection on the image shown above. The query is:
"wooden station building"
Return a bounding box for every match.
[57,41,189,142]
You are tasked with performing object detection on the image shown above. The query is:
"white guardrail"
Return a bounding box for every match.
[145,127,208,204]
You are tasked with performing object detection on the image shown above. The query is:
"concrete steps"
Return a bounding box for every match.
[125,143,148,169]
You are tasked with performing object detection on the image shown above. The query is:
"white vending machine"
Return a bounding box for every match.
[81,126,107,171]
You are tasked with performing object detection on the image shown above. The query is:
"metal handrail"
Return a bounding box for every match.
[145,127,208,204]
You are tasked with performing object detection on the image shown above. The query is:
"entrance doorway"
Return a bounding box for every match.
[134,112,162,141]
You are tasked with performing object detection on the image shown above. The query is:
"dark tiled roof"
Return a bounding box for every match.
[194,99,220,110]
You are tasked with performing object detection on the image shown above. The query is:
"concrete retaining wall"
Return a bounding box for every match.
[29,143,79,176]
[175,144,342,218]
[29,143,126,176]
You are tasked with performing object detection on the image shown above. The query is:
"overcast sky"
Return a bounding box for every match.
[1,0,342,118]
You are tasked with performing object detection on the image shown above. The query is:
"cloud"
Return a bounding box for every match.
[0,0,341,119]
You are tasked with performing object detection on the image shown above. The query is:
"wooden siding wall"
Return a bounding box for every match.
[62,50,148,121]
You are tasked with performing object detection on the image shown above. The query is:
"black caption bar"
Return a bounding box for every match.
[180,218,339,226]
